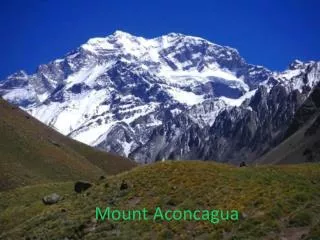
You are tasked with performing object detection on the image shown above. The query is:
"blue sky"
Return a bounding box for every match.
[0,0,319,79]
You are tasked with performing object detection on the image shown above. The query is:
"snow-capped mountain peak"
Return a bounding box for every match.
[289,59,304,70]
[113,30,134,37]
[1,31,319,163]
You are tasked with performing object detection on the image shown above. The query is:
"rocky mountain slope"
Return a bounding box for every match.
[258,82,320,164]
[0,98,135,190]
[1,31,319,164]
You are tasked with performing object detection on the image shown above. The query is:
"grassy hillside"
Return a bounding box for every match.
[1,161,319,239]
[0,98,136,190]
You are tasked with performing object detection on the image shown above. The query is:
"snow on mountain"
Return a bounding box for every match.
[1,30,319,163]
[274,60,320,94]
[166,87,204,106]
[219,89,257,107]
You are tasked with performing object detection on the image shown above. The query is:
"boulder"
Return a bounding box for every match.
[74,181,92,193]
[42,193,62,205]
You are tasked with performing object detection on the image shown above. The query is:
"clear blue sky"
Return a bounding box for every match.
[0,0,319,79]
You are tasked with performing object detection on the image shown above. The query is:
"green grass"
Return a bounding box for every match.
[1,161,320,239]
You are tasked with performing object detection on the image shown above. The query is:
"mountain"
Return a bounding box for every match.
[258,82,320,164]
[0,98,135,190]
[1,161,320,239]
[1,31,319,164]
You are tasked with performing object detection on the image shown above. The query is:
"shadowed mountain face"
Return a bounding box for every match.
[0,98,136,190]
[285,82,320,138]
[0,31,319,164]
[258,82,320,164]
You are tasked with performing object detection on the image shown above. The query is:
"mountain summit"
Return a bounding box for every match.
[1,31,319,163]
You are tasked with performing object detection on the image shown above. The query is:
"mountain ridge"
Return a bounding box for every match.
[1,31,319,164]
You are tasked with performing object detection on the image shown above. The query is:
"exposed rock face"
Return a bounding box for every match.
[285,82,320,138]
[1,31,319,164]
[257,84,320,164]
[129,63,319,164]
[202,85,305,163]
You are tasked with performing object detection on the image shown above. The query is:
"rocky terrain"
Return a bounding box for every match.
[258,81,320,164]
